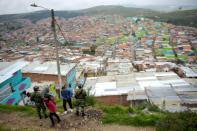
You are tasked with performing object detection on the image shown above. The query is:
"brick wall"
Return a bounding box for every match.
[96,94,129,106]
[23,73,66,85]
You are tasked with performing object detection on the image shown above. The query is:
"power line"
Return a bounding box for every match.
[54,19,67,42]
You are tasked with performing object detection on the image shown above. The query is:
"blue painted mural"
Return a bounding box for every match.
[0,70,31,105]
[66,66,77,89]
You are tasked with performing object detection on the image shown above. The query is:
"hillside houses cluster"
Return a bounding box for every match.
[0,15,197,112]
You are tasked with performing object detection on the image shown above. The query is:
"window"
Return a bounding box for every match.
[0,83,13,102]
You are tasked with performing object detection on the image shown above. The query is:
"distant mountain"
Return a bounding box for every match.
[151,9,197,27]
[0,10,84,22]
[81,5,158,17]
[125,5,197,12]
[0,5,196,28]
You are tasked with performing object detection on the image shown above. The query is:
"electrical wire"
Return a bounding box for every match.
[54,19,67,42]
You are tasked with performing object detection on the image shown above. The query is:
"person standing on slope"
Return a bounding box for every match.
[28,86,48,119]
[61,84,73,114]
[44,94,61,127]
[75,84,87,117]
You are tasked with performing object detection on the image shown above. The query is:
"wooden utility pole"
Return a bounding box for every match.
[51,9,63,92]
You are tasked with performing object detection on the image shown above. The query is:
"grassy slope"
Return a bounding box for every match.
[0,101,197,131]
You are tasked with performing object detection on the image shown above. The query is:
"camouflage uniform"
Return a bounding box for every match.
[75,88,87,116]
[30,91,47,119]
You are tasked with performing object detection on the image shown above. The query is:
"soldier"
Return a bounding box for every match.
[75,84,87,117]
[29,86,48,119]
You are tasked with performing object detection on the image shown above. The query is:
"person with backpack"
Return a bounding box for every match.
[44,94,61,127]
[28,86,48,119]
[75,84,87,117]
[61,84,73,114]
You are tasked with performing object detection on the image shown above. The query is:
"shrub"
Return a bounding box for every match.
[85,95,96,106]
[128,106,134,113]
[96,104,163,127]
[147,103,161,112]
[156,111,197,131]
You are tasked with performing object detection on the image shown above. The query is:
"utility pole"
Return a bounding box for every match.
[30,3,63,97]
[51,9,62,92]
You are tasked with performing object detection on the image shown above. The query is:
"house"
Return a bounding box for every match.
[155,62,177,72]
[22,61,77,88]
[89,82,130,105]
[127,88,148,107]
[177,66,197,78]
[0,61,31,105]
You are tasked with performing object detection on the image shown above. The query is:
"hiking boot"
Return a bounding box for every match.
[58,120,61,123]
[69,109,73,112]
[39,115,42,119]
[64,111,68,115]
[44,115,48,119]
[50,124,55,128]
[76,111,79,116]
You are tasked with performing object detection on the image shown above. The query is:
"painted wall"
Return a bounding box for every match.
[0,70,31,105]
[66,67,77,89]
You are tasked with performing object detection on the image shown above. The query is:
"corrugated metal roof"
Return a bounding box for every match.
[22,61,76,75]
[180,66,197,77]
[0,61,29,83]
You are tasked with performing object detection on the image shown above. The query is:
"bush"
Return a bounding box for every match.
[102,112,163,126]
[96,104,127,114]
[96,104,164,127]
[147,103,161,112]
[128,107,135,113]
[85,95,96,106]
[135,102,147,110]
[156,111,197,131]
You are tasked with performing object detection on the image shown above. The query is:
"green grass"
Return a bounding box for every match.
[95,103,165,127]
[178,55,188,61]
[156,49,164,56]
[0,126,12,131]
[103,113,163,126]
[0,104,36,117]
[1,99,196,130]
[156,111,197,131]
[163,48,173,51]
[165,55,175,59]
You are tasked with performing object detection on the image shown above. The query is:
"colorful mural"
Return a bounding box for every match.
[0,70,31,105]
[66,66,77,89]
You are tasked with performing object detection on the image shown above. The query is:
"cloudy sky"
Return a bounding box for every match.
[0,0,196,15]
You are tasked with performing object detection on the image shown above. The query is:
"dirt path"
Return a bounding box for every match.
[0,112,154,131]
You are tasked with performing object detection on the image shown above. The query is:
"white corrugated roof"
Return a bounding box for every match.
[180,66,197,77]
[22,61,76,75]
[0,61,29,83]
[136,76,157,81]
[155,72,177,77]
[90,82,134,97]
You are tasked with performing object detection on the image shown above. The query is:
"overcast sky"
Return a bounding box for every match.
[0,0,196,15]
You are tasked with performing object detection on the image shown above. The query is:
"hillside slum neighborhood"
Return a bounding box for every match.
[0,15,197,112]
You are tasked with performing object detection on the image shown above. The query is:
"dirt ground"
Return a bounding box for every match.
[0,112,154,131]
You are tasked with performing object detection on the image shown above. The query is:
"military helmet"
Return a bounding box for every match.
[33,86,39,91]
